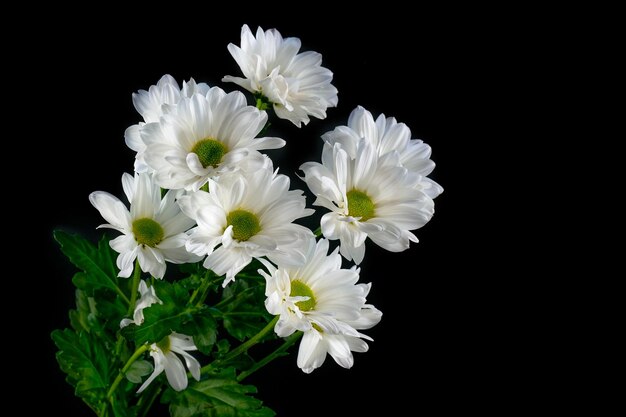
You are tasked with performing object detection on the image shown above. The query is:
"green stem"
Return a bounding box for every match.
[201,316,279,374]
[237,332,302,381]
[126,260,142,316]
[313,227,322,237]
[188,271,207,305]
[213,285,260,310]
[189,271,220,307]
[107,344,150,399]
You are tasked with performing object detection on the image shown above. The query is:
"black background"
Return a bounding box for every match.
[30,9,514,416]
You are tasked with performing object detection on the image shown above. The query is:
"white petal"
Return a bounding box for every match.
[137,246,166,279]
[345,335,370,353]
[178,350,201,381]
[326,335,354,369]
[137,347,165,393]
[186,152,210,177]
[116,247,138,278]
[163,352,188,392]
[348,106,377,145]
[297,330,327,373]
[204,246,250,285]
[125,124,145,153]
[110,234,137,254]
[89,191,131,231]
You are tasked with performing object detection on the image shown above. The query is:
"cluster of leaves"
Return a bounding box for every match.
[51,231,278,417]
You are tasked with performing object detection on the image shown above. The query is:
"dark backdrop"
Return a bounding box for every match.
[33,10,502,416]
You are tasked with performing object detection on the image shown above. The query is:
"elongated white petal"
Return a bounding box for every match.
[297,330,327,373]
[137,346,166,393]
[117,247,138,278]
[89,192,131,231]
[163,352,188,392]
[326,334,354,369]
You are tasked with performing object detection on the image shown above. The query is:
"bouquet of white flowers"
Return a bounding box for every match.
[52,24,442,416]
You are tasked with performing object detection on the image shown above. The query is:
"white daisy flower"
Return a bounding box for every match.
[89,172,201,279]
[120,280,162,328]
[116,281,199,392]
[140,88,285,191]
[178,158,314,287]
[137,332,201,393]
[125,74,210,173]
[223,24,338,127]
[259,238,381,373]
[322,105,443,199]
[300,141,434,264]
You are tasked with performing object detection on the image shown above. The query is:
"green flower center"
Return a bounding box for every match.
[290,280,316,312]
[346,189,375,221]
[191,138,227,168]
[132,218,164,247]
[156,336,170,353]
[311,323,323,333]
[226,209,261,242]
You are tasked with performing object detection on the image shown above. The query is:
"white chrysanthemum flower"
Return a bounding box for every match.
[259,238,381,373]
[120,280,162,328]
[89,172,201,279]
[125,74,210,173]
[321,105,443,199]
[137,332,201,393]
[223,24,338,127]
[140,88,285,191]
[300,141,434,264]
[178,159,314,287]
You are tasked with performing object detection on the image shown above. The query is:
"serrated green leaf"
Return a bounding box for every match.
[69,289,92,332]
[163,368,275,417]
[220,280,272,341]
[95,291,128,331]
[54,230,129,304]
[219,352,255,372]
[122,280,200,345]
[51,328,111,412]
[111,398,137,417]
[179,310,217,355]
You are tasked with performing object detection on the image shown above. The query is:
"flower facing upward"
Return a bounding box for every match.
[125,74,210,173]
[259,238,381,373]
[178,159,314,287]
[140,87,285,191]
[137,332,201,393]
[223,24,338,127]
[89,172,201,278]
[321,105,443,199]
[300,141,433,264]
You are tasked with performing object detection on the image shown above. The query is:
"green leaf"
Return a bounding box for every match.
[51,328,112,412]
[69,289,93,332]
[95,290,128,331]
[111,399,137,417]
[220,279,272,341]
[181,311,217,355]
[216,339,231,356]
[121,280,199,345]
[163,368,275,417]
[54,230,129,304]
